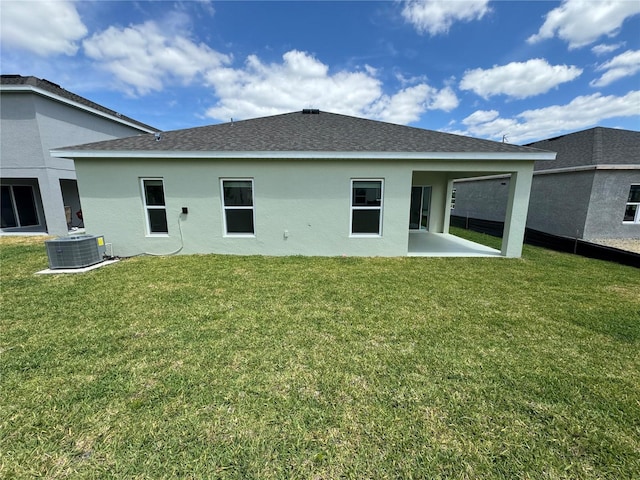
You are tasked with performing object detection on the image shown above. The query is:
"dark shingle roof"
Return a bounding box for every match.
[0,74,158,133]
[526,127,640,170]
[57,110,547,154]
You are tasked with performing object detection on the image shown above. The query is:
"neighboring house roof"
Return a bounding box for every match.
[526,127,640,171]
[0,74,158,133]
[52,110,552,160]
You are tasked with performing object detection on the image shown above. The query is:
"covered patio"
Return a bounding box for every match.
[407,231,501,257]
[409,164,539,258]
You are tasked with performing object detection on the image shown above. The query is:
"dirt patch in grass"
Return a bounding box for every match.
[590,238,640,254]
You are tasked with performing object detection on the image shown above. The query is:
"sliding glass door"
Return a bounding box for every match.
[409,186,431,231]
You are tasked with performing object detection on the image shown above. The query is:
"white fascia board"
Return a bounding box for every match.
[452,164,640,181]
[1,85,156,134]
[50,149,557,161]
[534,164,640,175]
[454,173,512,182]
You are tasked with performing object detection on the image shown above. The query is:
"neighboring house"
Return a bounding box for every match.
[453,127,640,241]
[52,110,554,258]
[0,75,158,235]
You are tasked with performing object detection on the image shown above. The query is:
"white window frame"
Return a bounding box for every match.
[1,184,41,229]
[140,178,169,236]
[623,184,640,224]
[350,178,384,237]
[220,178,255,237]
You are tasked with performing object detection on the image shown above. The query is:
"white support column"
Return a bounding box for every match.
[501,168,533,258]
[443,178,455,234]
[39,172,69,236]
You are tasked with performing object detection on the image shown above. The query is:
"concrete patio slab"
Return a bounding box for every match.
[408,231,501,257]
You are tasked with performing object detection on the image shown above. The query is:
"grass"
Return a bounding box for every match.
[1,231,639,479]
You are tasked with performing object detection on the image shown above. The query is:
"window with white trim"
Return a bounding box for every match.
[351,179,383,236]
[141,178,168,234]
[623,185,640,224]
[1,185,39,228]
[221,179,255,235]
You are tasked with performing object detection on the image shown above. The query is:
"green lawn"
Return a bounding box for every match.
[1,232,639,479]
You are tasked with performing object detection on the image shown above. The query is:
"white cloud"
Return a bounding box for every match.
[429,86,459,112]
[368,85,433,123]
[81,18,453,125]
[591,42,625,56]
[395,72,429,87]
[459,59,582,99]
[367,84,458,124]
[204,50,458,124]
[204,51,381,120]
[195,0,215,16]
[401,0,490,36]
[527,0,640,49]
[462,110,499,126]
[0,0,87,56]
[83,20,230,95]
[590,49,640,87]
[458,91,640,143]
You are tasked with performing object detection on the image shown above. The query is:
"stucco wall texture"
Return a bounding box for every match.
[75,157,535,257]
[1,92,152,235]
[453,128,640,241]
[455,170,640,240]
[77,159,413,257]
[585,170,640,240]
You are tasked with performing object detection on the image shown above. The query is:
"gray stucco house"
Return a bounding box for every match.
[453,127,640,241]
[52,110,554,258]
[0,75,158,235]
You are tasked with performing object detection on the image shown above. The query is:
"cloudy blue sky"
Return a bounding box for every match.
[1,0,639,143]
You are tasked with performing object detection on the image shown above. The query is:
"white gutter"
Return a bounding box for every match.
[51,149,556,161]
[453,164,640,182]
[0,84,157,134]
[533,164,640,175]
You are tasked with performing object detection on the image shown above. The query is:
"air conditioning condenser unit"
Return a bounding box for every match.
[45,235,106,269]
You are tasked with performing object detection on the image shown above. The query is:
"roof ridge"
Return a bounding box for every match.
[143,109,543,152]
[52,110,551,154]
